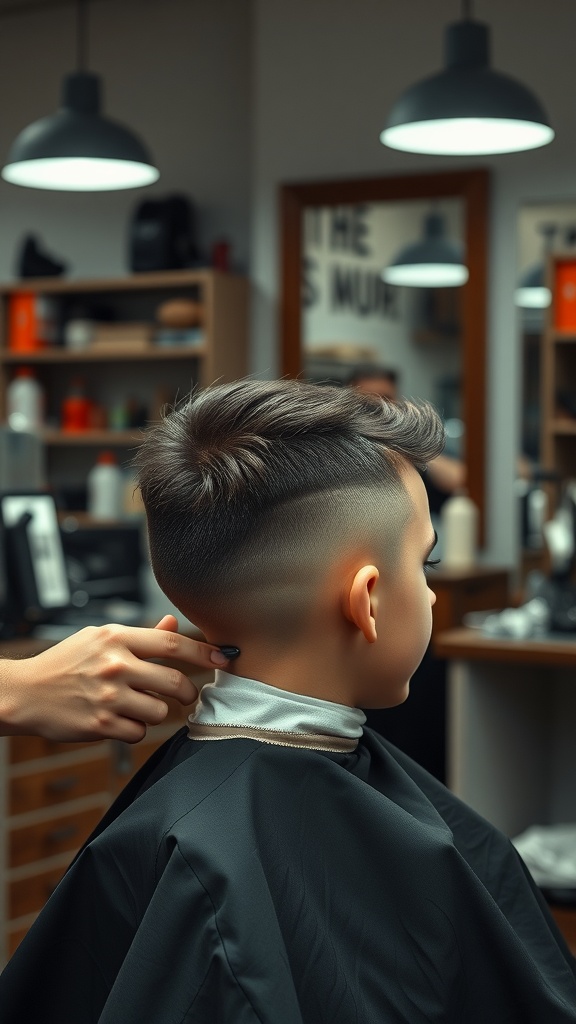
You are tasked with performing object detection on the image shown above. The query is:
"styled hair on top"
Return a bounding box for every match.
[135,378,444,618]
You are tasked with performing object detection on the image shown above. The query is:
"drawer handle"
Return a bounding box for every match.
[46,824,79,844]
[46,775,79,794]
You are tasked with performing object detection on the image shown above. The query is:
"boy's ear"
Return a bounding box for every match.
[342,564,379,643]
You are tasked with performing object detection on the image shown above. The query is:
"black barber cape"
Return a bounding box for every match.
[1,726,575,1023]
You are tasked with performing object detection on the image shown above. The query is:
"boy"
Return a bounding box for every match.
[0,378,574,1023]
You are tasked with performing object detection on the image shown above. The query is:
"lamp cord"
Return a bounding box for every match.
[76,0,88,71]
[461,0,473,19]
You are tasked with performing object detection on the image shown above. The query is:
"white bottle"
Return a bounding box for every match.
[7,367,44,431]
[440,491,479,569]
[87,451,123,520]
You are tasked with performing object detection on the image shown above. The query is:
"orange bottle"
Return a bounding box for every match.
[61,378,91,431]
[8,293,56,351]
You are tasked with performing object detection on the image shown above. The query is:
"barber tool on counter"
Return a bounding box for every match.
[478,480,576,639]
[516,468,561,550]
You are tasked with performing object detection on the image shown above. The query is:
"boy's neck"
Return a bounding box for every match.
[188,668,365,751]
[217,642,360,708]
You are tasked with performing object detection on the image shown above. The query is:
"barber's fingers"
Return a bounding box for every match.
[92,621,230,671]
[116,650,201,707]
[154,614,179,631]
[81,666,188,743]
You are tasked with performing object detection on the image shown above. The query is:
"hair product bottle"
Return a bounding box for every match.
[87,451,123,520]
[6,366,44,431]
[440,491,479,569]
[61,377,91,431]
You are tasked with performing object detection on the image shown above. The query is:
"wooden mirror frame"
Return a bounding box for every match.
[279,168,490,536]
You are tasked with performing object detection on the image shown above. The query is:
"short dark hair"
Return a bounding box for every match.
[135,378,444,617]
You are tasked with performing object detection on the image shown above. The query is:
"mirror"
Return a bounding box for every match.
[517,200,576,467]
[517,200,576,568]
[280,169,489,534]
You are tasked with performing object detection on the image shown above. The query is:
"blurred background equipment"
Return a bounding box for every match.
[17,234,68,279]
[129,194,198,272]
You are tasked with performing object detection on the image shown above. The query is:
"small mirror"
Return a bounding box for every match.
[517,200,576,571]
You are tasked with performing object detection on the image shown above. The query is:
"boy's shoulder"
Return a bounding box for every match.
[89,729,348,854]
[89,726,460,884]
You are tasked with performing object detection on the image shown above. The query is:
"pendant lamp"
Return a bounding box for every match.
[2,0,159,191]
[380,2,554,156]
[382,213,468,288]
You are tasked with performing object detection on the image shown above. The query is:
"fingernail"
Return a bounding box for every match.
[217,645,241,660]
[210,650,228,665]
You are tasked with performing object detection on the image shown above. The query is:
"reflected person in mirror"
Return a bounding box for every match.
[347,364,465,510]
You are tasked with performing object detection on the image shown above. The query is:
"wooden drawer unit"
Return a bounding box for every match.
[9,736,99,764]
[9,804,106,868]
[9,758,110,815]
[0,636,196,965]
[0,729,113,964]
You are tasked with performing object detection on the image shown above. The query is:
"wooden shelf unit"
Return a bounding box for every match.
[541,254,576,485]
[0,269,249,499]
[1,346,208,363]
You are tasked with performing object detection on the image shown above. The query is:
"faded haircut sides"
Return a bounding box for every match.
[134,378,445,618]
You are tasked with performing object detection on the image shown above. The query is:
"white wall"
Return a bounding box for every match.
[252,0,576,565]
[0,0,252,278]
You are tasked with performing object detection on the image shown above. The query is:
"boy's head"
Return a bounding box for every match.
[136,378,445,707]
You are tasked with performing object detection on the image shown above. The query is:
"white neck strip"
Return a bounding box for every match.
[188,670,365,739]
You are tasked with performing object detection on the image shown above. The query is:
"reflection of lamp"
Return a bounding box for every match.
[515,264,551,309]
[2,0,159,191]
[515,222,558,309]
[380,3,554,156]
[382,213,468,288]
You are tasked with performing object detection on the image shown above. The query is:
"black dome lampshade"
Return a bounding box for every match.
[382,213,468,288]
[2,0,159,191]
[380,9,554,156]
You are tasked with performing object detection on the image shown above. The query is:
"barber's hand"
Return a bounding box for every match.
[0,615,231,743]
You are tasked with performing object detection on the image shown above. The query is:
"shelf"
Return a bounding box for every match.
[0,269,231,296]
[435,627,576,666]
[0,347,206,363]
[549,419,576,434]
[550,331,576,343]
[41,430,143,446]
